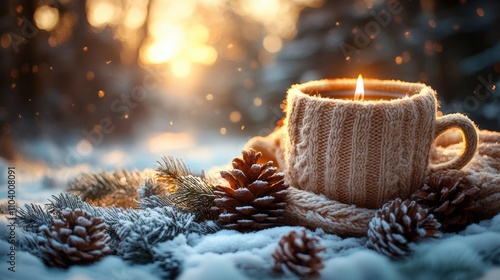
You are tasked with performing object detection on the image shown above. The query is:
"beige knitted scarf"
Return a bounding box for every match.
[244,122,500,237]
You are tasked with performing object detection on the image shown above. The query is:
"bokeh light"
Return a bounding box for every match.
[34,5,59,31]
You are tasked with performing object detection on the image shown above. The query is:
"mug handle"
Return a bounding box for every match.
[429,113,478,171]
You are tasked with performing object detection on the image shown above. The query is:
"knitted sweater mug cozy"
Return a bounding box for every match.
[281,79,478,209]
[238,78,500,236]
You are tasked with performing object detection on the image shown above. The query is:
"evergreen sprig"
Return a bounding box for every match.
[157,156,194,181]
[116,207,218,264]
[137,177,168,201]
[138,175,217,221]
[137,195,174,209]
[17,204,53,233]
[67,169,146,208]
[167,175,217,220]
[16,230,40,256]
[46,192,105,218]
[141,157,218,221]
[16,192,219,259]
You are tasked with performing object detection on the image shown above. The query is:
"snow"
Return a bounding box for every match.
[1,154,500,279]
[178,253,251,280]
[322,250,402,280]
[2,210,500,279]
[253,196,275,204]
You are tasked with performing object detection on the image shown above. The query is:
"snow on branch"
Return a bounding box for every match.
[115,206,218,264]
[17,203,53,233]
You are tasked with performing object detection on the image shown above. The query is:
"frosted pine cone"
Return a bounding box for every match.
[412,170,480,231]
[272,228,325,279]
[38,208,110,268]
[212,149,288,232]
[367,198,441,259]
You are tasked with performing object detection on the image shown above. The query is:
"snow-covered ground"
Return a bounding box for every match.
[1,135,499,280]
[1,211,500,280]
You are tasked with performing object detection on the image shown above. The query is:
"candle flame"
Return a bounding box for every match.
[354,74,364,101]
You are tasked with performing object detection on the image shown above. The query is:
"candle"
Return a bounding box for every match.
[319,74,406,101]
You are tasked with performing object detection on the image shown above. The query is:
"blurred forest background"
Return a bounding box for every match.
[0,0,499,166]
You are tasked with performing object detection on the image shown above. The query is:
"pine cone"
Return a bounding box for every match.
[272,228,325,279]
[213,149,288,232]
[38,208,110,268]
[412,170,480,231]
[367,198,441,259]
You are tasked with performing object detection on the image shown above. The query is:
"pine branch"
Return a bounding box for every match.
[17,204,53,233]
[137,177,168,200]
[137,195,175,209]
[47,192,88,213]
[157,156,194,181]
[16,230,40,256]
[137,175,217,221]
[115,206,218,264]
[167,175,217,220]
[156,156,215,184]
[67,169,146,208]
[16,192,219,264]
[143,157,219,221]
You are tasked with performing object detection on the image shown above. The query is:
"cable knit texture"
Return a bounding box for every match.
[282,79,478,209]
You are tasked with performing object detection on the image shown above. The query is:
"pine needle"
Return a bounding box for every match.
[17,204,53,233]
[16,192,219,258]
[137,195,174,209]
[116,206,218,264]
[47,192,87,212]
[167,175,217,220]
[67,169,146,208]
[156,156,214,191]
[138,174,217,221]
[16,230,40,256]
[138,177,168,200]
[157,156,194,180]
[144,157,218,221]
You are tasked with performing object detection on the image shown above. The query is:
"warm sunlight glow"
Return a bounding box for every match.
[188,45,218,65]
[171,60,192,78]
[99,0,324,79]
[124,7,146,29]
[87,0,117,28]
[161,0,196,21]
[140,14,219,73]
[354,74,364,101]
[145,40,182,64]
[34,5,59,31]
[242,0,281,20]
[148,132,195,154]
